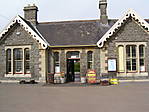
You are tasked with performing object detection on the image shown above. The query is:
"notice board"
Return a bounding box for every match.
[108,59,117,72]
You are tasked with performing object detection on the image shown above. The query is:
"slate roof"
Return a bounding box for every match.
[36,19,117,46]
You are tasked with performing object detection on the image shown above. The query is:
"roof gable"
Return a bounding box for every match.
[97,9,149,48]
[0,15,49,49]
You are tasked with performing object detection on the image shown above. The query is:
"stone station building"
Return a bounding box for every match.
[0,0,149,83]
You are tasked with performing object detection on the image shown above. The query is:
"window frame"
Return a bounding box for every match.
[24,48,31,74]
[118,45,125,73]
[87,51,93,70]
[13,48,23,74]
[54,52,60,73]
[66,51,80,59]
[126,45,137,72]
[139,45,145,72]
[6,49,12,74]
[116,42,146,74]
[5,46,31,77]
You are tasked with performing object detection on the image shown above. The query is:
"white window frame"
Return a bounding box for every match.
[6,49,12,74]
[54,52,60,73]
[139,45,145,72]
[87,51,94,70]
[5,45,31,77]
[116,42,146,74]
[126,45,137,72]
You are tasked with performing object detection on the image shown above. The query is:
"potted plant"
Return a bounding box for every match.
[60,72,65,83]
[81,76,86,83]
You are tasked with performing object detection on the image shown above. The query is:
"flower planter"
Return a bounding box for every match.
[81,77,86,83]
[60,78,65,83]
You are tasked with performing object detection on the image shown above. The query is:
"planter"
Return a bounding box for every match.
[60,78,65,83]
[81,77,86,83]
[109,78,119,85]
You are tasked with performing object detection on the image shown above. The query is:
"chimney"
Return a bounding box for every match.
[99,0,108,25]
[23,4,38,26]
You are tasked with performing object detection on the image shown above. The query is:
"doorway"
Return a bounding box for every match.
[67,59,80,82]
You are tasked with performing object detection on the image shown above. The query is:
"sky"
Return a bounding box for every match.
[0,0,149,31]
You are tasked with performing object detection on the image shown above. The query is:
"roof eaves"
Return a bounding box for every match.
[49,44,97,48]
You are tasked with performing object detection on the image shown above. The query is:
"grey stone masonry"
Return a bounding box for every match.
[94,48,100,78]
[107,18,149,77]
[23,4,38,25]
[0,23,41,80]
[99,0,108,25]
[48,49,54,73]
[107,18,149,57]
[50,47,101,78]
[80,48,87,77]
[60,49,66,74]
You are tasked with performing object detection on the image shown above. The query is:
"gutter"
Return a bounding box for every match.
[49,45,97,48]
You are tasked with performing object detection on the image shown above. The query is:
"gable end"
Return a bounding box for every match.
[0,15,49,49]
[97,9,149,48]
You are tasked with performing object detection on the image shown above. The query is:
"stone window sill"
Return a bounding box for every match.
[5,74,31,78]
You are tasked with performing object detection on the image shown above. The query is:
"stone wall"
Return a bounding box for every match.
[0,23,41,80]
[50,47,100,78]
[106,18,149,78]
[80,48,87,77]
[60,49,67,73]
[94,48,101,77]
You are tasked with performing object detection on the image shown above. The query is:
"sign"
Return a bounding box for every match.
[55,66,60,73]
[140,66,145,71]
[108,59,117,72]
[71,56,77,58]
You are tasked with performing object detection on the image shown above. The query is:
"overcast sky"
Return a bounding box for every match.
[0,0,149,31]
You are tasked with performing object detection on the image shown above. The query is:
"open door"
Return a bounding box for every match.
[67,59,80,82]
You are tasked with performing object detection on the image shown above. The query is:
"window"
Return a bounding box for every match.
[6,47,30,75]
[14,48,23,73]
[126,45,137,72]
[87,51,93,69]
[25,48,30,73]
[118,46,124,72]
[54,52,60,73]
[6,49,11,73]
[118,43,146,74]
[67,51,80,59]
[139,45,145,71]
